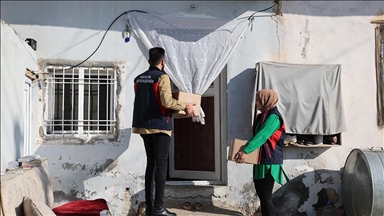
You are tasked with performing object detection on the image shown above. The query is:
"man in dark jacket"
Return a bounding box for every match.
[132,47,195,216]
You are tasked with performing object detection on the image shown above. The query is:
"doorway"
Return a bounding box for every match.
[169,70,226,182]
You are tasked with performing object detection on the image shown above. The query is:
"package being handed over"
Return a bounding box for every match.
[172,91,201,118]
[228,139,259,164]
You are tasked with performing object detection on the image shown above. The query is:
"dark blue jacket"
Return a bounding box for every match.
[253,107,285,164]
[132,66,172,130]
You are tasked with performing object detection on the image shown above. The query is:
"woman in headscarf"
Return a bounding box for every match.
[235,89,287,216]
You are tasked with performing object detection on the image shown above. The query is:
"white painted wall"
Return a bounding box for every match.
[0,20,39,172]
[276,3,384,212]
[1,1,383,215]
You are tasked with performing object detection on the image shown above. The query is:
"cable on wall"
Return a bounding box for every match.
[248,3,277,21]
[68,10,147,70]
[69,3,277,70]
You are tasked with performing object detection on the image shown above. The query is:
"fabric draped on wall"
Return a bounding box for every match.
[126,11,251,124]
[254,62,346,135]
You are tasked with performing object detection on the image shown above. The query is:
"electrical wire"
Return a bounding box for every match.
[68,10,147,70]
[248,3,277,21]
[69,4,275,70]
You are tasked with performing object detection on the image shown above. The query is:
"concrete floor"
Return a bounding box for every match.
[136,201,246,216]
[134,198,257,216]
[166,205,244,216]
[154,202,246,216]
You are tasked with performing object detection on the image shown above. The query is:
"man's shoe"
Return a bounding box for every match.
[152,207,177,216]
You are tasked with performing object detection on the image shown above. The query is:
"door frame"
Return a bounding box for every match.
[23,79,32,156]
[168,68,227,184]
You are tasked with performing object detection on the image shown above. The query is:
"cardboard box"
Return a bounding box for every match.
[228,139,259,164]
[172,91,201,118]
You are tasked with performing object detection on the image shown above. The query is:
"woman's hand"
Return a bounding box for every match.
[234,149,247,163]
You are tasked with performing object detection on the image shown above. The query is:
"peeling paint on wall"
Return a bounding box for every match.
[240,182,259,214]
[53,190,81,204]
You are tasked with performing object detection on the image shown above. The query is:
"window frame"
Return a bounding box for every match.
[44,65,117,136]
[23,78,32,156]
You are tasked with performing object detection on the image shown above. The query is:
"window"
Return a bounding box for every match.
[45,66,116,135]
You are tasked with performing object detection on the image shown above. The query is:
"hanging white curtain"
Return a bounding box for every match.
[126,12,250,123]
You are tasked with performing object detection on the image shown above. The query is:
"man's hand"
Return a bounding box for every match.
[234,149,247,163]
[184,102,196,117]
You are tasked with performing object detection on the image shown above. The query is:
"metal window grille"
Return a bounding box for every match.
[45,66,116,135]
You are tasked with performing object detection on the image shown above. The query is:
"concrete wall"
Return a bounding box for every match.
[0,20,39,172]
[1,1,383,215]
[268,3,383,214]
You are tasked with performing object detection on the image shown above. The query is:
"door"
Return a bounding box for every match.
[169,72,223,181]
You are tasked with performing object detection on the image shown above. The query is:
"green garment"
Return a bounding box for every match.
[243,113,285,185]
[253,164,285,185]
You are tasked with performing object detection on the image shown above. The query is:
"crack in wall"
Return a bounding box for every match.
[301,19,310,59]
[271,14,282,62]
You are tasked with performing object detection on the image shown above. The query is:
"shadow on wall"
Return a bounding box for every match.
[227,68,257,143]
[1,1,382,34]
[0,1,277,31]
[280,1,383,17]
[272,169,346,216]
[14,121,23,160]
